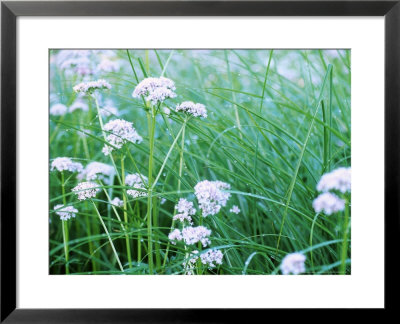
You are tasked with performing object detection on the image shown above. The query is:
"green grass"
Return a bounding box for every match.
[49,49,351,275]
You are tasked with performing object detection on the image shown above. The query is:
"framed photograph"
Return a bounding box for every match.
[1,0,398,321]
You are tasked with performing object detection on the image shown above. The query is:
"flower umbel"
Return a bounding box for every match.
[280,253,306,275]
[132,77,177,105]
[102,119,143,156]
[50,103,68,116]
[176,101,207,118]
[230,205,240,214]
[78,161,114,183]
[317,167,351,193]
[313,192,345,215]
[181,226,212,247]
[51,157,83,173]
[72,181,100,201]
[73,79,111,94]
[54,204,78,221]
[173,198,196,224]
[200,249,223,268]
[194,180,231,217]
[168,229,183,244]
[110,197,124,207]
[126,173,148,198]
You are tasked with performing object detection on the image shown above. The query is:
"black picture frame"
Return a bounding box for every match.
[1,0,399,321]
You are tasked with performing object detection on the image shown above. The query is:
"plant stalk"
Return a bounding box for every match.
[340,199,350,274]
[146,106,156,274]
[121,157,133,269]
[91,201,124,273]
[60,171,69,274]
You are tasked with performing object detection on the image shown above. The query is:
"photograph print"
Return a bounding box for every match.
[49,49,351,275]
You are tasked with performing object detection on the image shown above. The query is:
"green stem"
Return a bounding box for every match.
[121,157,133,269]
[61,220,69,274]
[136,202,142,263]
[309,213,319,273]
[91,200,124,273]
[322,101,329,171]
[60,171,69,274]
[84,205,96,272]
[93,94,123,186]
[146,106,156,274]
[340,199,350,274]
[161,120,187,270]
[177,120,186,194]
[145,50,150,74]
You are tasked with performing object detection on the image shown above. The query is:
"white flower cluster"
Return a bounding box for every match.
[183,249,224,269]
[168,229,182,243]
[168,226,211,247]
[111,197,124,207]
[173,198,196,224]
[97,58,119,73]
[313,167,350,215]
[280,253,306,275]
[72,181,100,201]
[176,101,207,118]
[102,119,143,156]
[200,249,223,268]
[69,99,89,113]
[125,173,148,199]
[54,204,78,221]
[57,50,92,76]
[312,192,345,215]
[125,173,147,186]
[230,205,240,214]
[59,57,92,76]
[50,103,68,116]
[73,79,112,94]
[51,157,83,173]
[317,167,351,193]
[78,162,114,183]
[194,180,231,217]
[182,226,212,247]
[132,77,177,105]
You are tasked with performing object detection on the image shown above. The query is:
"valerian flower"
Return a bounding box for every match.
[110,197,124,207]
[132,77,176,105]
[173,198,196,224]
[176,101,207,118]
[51,157,83,173]
[200,249,223,268]
[73,79,111,94]
[168,226,212,247]
[229,205,240,214]
[194,180,231,217]
[317,167,351,193]
[72,181,100,201]
[78,161,114,183]
[101,119,142,156]
[54,204,78,221]
[313,192,345,215]
[280,253,306,275]
[125,173,147,199]
[50,103,68,116]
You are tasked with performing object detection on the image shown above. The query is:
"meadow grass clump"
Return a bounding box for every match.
[49,49,351,275]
